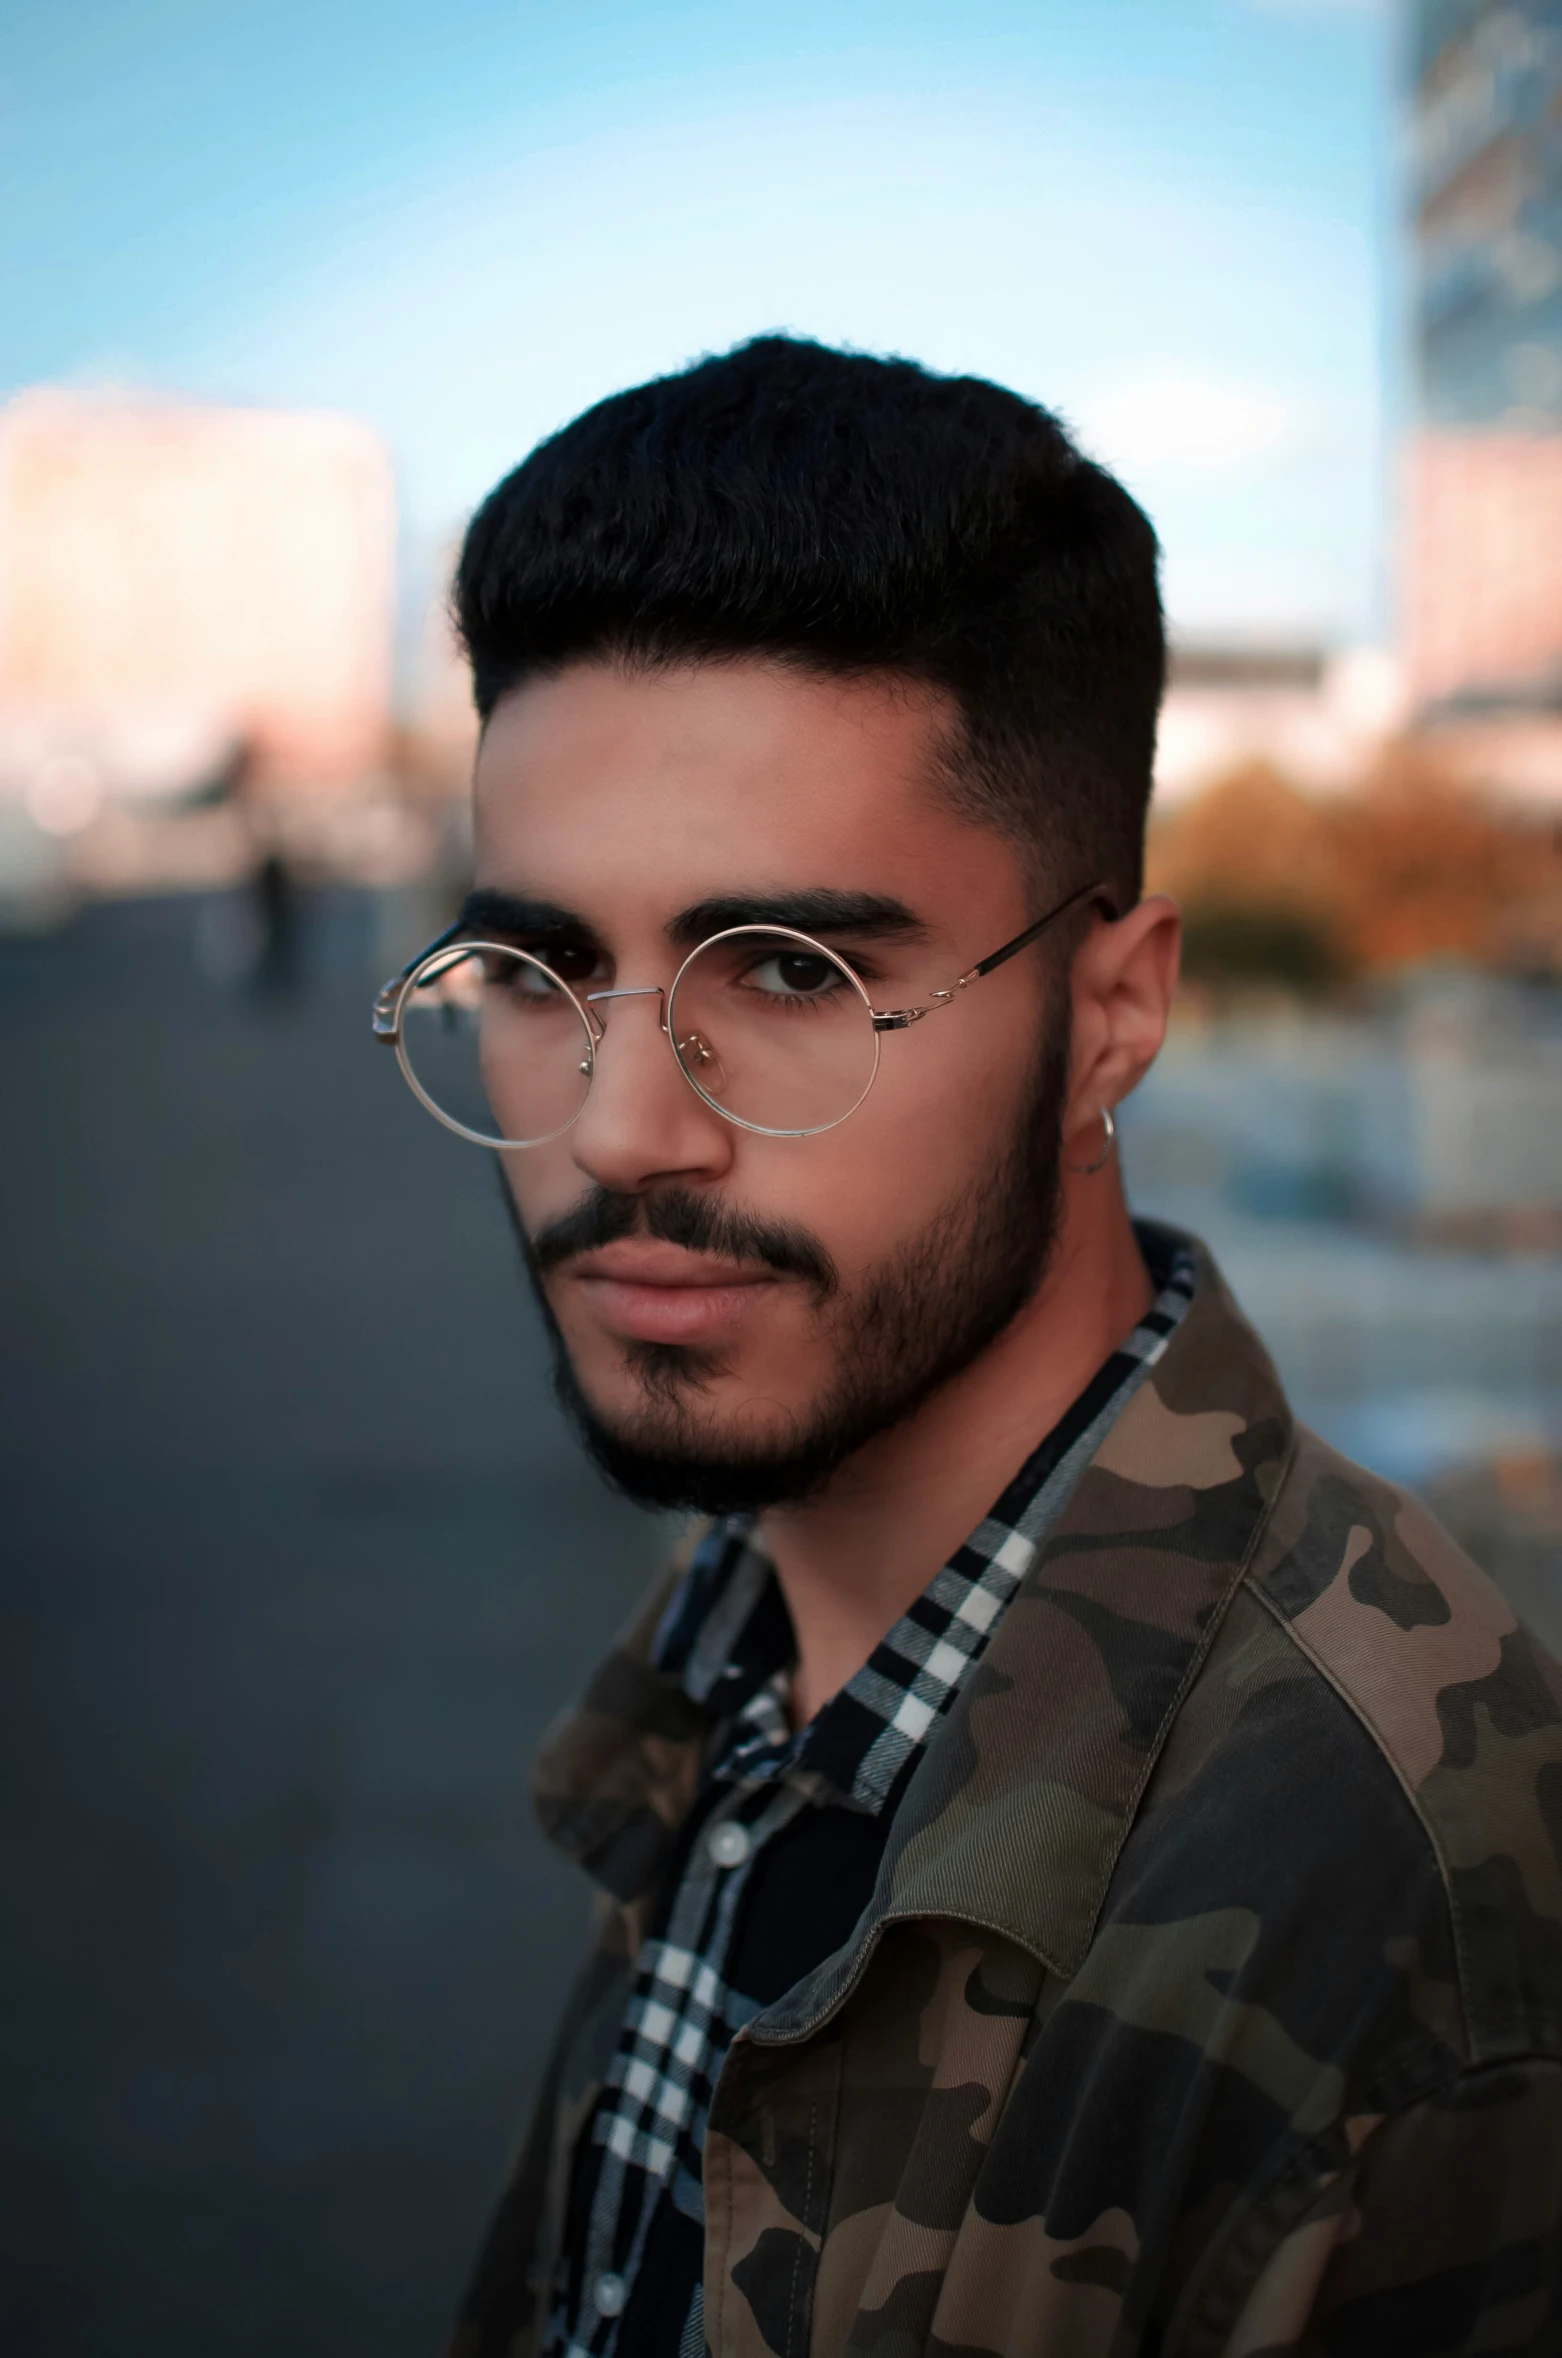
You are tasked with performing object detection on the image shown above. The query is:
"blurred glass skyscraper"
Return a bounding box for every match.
[1414,1,1562,427]
[1406,2,1562,729]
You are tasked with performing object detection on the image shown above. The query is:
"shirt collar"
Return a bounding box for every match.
[750,1234,1296,2039]
[652,1225,1199,1816]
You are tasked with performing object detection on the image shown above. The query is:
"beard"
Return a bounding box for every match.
[502,1025,1070,1517]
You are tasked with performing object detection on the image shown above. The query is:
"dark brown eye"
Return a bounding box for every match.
[543,942,601,986]
[745,950,839,997]
[780,953,834,991]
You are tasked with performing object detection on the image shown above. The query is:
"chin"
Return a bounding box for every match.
[600,1343,808,1458]
[551,1345,844,1517]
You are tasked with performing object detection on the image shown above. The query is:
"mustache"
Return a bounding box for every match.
[527,1183,839,1296]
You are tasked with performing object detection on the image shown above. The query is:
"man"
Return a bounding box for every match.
[376,339,1562,2355]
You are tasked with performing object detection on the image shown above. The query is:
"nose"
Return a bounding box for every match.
[570,986,734,1194]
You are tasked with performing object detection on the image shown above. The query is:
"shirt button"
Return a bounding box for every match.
[707,1819,752,1869]
[592,2271,627,2318]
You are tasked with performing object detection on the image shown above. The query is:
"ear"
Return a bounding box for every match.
[1064,895,1181,1142]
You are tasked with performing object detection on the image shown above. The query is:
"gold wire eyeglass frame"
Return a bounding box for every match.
[371,877,1110,1146]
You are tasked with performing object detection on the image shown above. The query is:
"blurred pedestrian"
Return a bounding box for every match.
[250,846,301,997]
[217,740,303,999]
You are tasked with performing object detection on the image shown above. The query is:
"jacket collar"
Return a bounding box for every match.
[533,1230,1293,2009]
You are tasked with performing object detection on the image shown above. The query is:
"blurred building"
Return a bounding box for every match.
[0,392,396,806]
[398,545,480,793]
[1406,0,1562,791]
[1127,973,1562,1247]
[1154,643,1406,804]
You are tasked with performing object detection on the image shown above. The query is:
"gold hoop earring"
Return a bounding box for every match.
[1066,1104,1116,1176]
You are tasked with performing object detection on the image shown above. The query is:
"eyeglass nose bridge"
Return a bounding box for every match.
[582,981,729,1102]
[582,983,668,1043]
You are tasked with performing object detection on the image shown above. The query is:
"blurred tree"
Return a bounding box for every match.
[1147,761,1343,923]
[1332,741,1562,974]
[1146,745,1562,989]
[1179,902,1342,994]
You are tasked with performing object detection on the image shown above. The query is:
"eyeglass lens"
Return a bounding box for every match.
[667,930,878,1135]
[398,945,594,1147]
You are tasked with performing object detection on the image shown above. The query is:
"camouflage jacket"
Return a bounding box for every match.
[458,1237,1562,2356]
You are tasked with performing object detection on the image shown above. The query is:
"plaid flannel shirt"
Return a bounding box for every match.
[549,1236,1198,2358]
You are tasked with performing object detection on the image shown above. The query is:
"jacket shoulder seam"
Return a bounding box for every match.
[1243,1567,1475,2060]
[1057,1423,1302,1972]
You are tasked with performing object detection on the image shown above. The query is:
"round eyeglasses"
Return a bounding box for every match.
[371,882,1109,1148]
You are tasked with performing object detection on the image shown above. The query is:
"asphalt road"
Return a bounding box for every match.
[0,890,669,2358]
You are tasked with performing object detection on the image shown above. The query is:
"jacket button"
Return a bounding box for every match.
[707,1819,752,1869]
[592,2271,627,2318]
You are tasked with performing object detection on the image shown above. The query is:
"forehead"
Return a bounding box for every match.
[471,658,1019,926]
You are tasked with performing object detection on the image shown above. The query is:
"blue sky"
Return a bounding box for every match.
[2,0,1395,642]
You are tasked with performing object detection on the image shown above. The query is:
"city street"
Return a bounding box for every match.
[0,890,669,2358]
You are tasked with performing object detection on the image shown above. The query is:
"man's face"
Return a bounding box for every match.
[473,658,1072,1511]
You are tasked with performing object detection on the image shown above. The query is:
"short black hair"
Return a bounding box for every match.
[456,335,1164,903]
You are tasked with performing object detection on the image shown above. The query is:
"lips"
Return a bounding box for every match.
[565,1239,779,1344]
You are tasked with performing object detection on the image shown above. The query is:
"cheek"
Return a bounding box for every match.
[742,1020,1029,1275]
[498,1143,579,1239]
[861,1003,1032,1176]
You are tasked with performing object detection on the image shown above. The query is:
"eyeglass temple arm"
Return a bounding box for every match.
[371,921,469,1041]
[870,881,1114,1031]
[966,879,1116,980]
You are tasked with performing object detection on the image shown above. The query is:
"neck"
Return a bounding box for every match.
[760,1170,1152,1726]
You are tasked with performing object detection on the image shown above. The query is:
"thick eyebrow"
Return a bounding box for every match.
[457,887,596,941]
[666,890,928,949]
[456,884,929,957]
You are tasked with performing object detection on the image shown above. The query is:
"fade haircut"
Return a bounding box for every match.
[455,335,1165,906]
